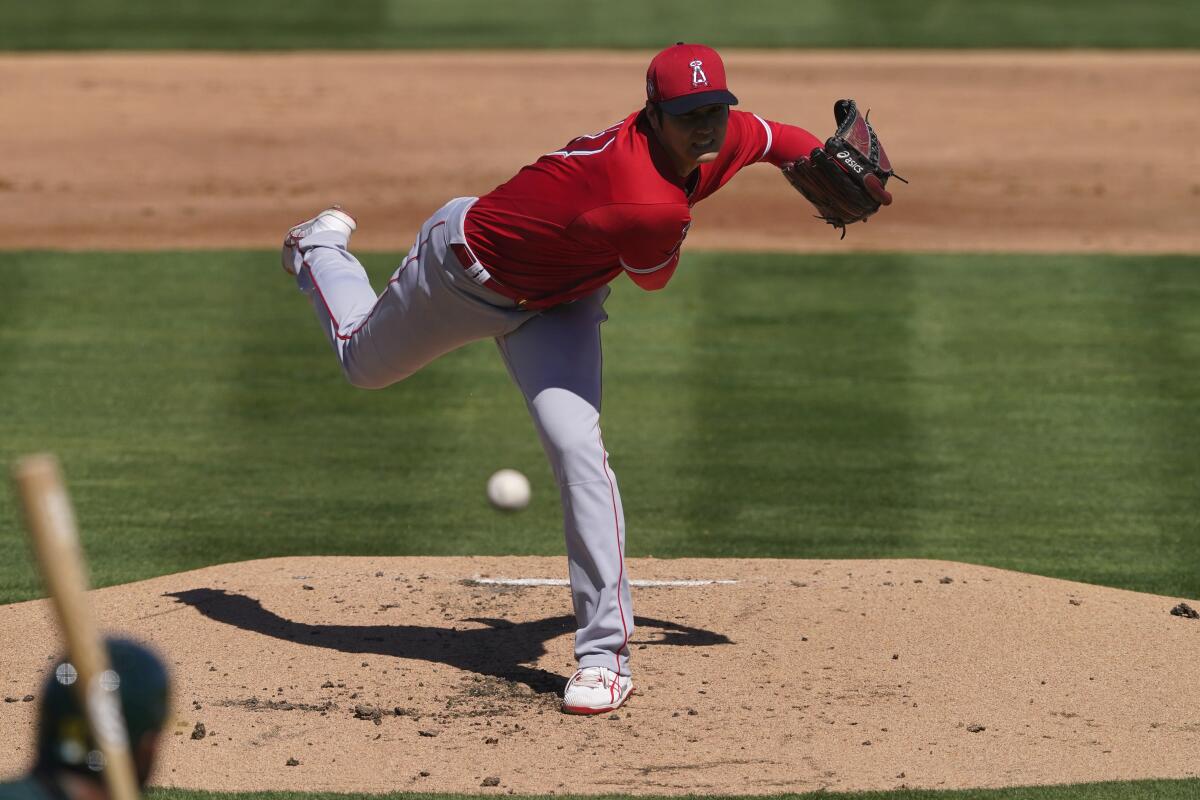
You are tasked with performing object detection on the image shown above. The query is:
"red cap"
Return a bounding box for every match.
[646,43,739,115]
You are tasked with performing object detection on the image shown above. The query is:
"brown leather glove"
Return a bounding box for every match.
[781,99,904,238]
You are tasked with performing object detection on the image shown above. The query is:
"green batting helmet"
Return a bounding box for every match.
[35,637,171,776]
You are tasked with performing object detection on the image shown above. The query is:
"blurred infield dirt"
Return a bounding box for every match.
[1,51,1198,253]
[1,556,1199,793]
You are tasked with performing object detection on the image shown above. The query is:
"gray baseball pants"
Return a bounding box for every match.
[293,197,634,677]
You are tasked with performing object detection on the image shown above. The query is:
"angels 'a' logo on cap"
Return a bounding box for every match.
[646,78,656,99]
[690,60,708,88]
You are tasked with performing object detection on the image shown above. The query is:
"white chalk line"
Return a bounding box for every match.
[468,577,737,587]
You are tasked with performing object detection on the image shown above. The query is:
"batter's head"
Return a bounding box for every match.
[35,637,171,783]
[645,43,739,115]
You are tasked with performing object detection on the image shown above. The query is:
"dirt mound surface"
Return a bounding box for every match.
[0,51,1197,254]
[1,556,1197,794]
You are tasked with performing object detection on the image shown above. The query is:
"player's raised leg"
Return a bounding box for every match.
[282,207,376,370]
[496,286,634,714]
[281,199,529,389]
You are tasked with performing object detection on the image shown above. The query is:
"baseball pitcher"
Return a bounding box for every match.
[279,43,900,714]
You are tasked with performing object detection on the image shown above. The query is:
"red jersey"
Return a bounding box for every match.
[464,109,820,307]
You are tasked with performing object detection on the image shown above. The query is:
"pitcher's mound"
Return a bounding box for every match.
[1,556,1197,794]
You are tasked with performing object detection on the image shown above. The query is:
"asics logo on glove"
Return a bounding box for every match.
[835,151,865,174]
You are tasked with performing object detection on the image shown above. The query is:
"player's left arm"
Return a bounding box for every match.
[690,111,823,202]
[753,116,824,167]
[722,110,823,170]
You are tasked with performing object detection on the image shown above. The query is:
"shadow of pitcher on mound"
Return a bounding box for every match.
[166,587,731,696]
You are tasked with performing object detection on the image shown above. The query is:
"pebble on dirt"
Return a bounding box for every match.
[1170,602,1199,619]
[286,757,300,766]
[354,704,383,722]
[482,777,501,787]
[967,724,986,733]
[191,722,206,740]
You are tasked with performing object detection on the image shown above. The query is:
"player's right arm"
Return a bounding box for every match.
[573,203,692,291]
[621,248,680,291]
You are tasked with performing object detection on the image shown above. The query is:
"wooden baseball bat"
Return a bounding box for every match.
[12,454,140,800]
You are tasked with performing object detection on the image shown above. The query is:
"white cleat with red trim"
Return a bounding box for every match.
[281,206,357,276]
[562,666,633,715]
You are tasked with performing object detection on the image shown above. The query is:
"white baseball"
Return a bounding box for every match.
[486,468,531,511]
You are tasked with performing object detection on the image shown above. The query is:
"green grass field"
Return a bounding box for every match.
[2,250,1198,610]
[2,0,1197,50]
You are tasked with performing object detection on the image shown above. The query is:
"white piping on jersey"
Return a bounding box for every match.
[619,252,676,274]
[548,121,623,157]
[753,113,773,161]
[548,136,618,158]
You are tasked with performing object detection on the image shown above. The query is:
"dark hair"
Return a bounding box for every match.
[645,101,664,125]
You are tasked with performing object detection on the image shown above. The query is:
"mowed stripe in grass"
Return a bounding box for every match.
[0,251,1198,604]
[2,0,1196,49]
[613,252,1200,598]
